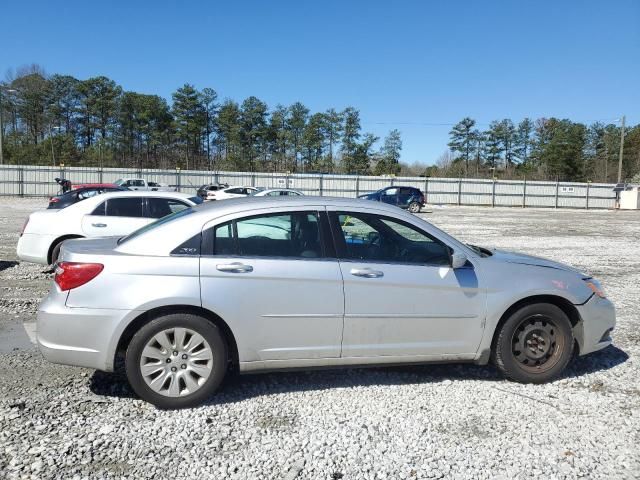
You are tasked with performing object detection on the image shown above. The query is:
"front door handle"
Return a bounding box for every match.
[216,262,253,273]
[92,223,107,228]
[350,268,384,278]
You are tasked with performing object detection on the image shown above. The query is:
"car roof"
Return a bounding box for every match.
[188,195,400,219]
[260,188,301,192]
[74,190,194,206]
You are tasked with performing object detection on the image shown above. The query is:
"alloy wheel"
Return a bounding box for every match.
[139,327,214,397]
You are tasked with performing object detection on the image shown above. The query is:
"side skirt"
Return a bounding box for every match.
[239,353,479,374]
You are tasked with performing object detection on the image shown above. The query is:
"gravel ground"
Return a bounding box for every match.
[0,197,639,480]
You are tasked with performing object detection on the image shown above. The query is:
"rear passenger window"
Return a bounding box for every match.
[105,198,144,217]
[213,212,322,258]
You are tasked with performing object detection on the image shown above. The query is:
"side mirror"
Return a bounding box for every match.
[450,251,468,269]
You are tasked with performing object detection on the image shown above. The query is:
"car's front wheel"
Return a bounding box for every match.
[125,313,228,408]
[493,303,574,383]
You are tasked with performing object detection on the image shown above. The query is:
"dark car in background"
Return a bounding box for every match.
[47,185,128,209]
[359,186,425,213]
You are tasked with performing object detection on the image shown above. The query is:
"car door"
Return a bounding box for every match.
[81,197,150,237]
[328,208,486,358]
[199,208,344,363]
[380,187,399,206]
[397,187,414,208]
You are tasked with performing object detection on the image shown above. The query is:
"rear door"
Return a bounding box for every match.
[397,187,415,207]
[81,197,150,237]
[199,207,344,363]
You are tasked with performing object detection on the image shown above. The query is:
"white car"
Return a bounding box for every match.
[251,188,304,197]
[114,178,175,192]
[205,186,258,201]
[17,191,201,266]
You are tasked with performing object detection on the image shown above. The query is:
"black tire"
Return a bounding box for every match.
[493,303,574,383]
[125,313,228,409]
[408,202,421,213]
[49,240,64,267]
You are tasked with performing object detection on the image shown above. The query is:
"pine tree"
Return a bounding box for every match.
[448,118,476,175]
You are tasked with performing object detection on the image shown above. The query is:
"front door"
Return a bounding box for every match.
[380,187,398,206]
[329,210,486,358]
[199,209,344,362]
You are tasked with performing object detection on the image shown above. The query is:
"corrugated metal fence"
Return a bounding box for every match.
[0,165,617,209]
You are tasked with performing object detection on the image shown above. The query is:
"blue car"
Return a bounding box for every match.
[359,186,425,213]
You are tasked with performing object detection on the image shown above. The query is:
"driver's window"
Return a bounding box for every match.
[383,188,398,196]
[334,212,450,265]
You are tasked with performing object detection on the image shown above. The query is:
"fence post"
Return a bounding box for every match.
[522,177,527,208]
[355,176,360,197]
[492,178,496,207]
[214,172,219,185]
[251,173,256,187]
[319,174,324,196]
[18,166,24,197]
[390,177,395,187]
[99,167,104,184]
[457,178,462,206]
[424,177,429,204]
[176,168,181,192]
[586,182,590,209]
[555,180,559,208]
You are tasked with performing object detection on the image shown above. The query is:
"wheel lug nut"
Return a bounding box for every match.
[181,354,188,360]
[171,366,177,372]
[173,351,178,356]
[165,358,171,363]
[181,364,187,369]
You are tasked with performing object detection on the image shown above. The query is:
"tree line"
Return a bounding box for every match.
[0,65,402,175]
[2,65,638,182]
[442,116,640,182]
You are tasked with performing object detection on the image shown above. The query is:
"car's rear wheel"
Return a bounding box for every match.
[408,201,421,213]
[493,303,574,383]
[125,313,227,409]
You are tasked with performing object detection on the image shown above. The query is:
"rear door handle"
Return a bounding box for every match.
[350,268,384,278]
[216,262,253,273]
[92,223,107,228]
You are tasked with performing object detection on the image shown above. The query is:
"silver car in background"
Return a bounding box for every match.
[38,197,615,408]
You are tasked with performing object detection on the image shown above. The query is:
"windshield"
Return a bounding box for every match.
[118,207,195,245]
[114,179,125,186]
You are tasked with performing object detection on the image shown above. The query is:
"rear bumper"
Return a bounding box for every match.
[574,295,616,355]
[17,233,56,265]
[37,289,131,372]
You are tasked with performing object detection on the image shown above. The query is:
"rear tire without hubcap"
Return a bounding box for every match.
[125,313,227,409]
[408,202,421,213]
[493,303,574,383]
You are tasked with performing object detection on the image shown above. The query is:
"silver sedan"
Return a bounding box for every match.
[38,197,616,408]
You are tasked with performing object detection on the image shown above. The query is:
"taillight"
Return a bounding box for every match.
[49,197,59,203]
[20,217,29,236]
[54,262,104,291]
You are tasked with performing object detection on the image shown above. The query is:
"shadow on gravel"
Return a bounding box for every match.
[88,345,628,405]
[0,260,18,272]
[564,345,628,378]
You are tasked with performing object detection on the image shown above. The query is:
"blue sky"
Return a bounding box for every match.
[2,0,639,164]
